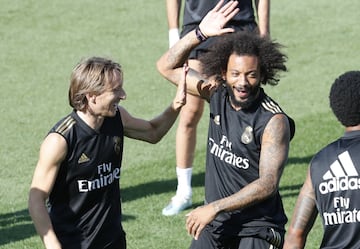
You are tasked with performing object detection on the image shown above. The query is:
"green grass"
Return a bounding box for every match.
[0,0,359,248]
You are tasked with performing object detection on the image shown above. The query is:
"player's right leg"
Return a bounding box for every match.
[162,59,204,216]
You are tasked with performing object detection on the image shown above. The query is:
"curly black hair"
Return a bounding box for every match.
[198,31,287,86]
[329,71,360,127]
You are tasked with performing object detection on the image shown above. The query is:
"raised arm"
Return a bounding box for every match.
[157,0,239,99]
[283,169,318,249]
[120,64,188,143]
[166,0,182,48]
[186,114,291,240]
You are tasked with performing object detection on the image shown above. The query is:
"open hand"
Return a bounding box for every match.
[199,0,240,38]
[172,63,188,111]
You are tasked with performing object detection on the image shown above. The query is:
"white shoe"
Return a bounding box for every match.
[162,195,192,216]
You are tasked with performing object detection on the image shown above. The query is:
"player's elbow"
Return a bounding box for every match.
[147,136,161,144]
[261,177,279,197]
[156,59,177,86]
[156,59,168,78]
[28,188,47,218]
[145,131,163,144]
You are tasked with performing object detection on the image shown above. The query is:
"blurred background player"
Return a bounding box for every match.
[163,0,270,216]
[284,71,360,249]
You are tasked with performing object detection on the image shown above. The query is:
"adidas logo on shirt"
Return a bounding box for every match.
[319,151,360,194]
[78,153,90,164]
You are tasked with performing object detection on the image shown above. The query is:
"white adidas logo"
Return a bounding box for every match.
[322,151,358,180]
[319,151,360,194]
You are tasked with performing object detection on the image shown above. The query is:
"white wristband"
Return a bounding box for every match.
[169,28,180,48]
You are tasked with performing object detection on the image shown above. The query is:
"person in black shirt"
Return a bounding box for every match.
[28,56,187,249]
[284,71,360,249]
[163,0,270,216]
[157,1,295,248]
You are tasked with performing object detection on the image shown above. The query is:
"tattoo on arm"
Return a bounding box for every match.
[292,195,318,231]
[260,114,290,189]
[211,115,291,213]
[291,173,318,235]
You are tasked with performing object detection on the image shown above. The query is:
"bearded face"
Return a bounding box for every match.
[223,54,261,110]
[226,82,260,109]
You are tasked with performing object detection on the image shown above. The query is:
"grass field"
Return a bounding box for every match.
[0,0,359,248]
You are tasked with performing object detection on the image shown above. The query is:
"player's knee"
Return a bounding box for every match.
[181,108,203,122]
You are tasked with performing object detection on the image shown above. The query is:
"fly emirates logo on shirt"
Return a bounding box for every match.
[77,162,120,192]
[209,135,250,169]
[318,151,360,226]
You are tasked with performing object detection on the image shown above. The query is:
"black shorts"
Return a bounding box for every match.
[180,21,258,59]
[189,226,284,249]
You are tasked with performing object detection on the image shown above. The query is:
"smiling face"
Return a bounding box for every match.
[224,53,261,110]
[89,69,126,117]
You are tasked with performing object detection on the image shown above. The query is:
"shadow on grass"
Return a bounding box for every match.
[279,184,304,199]
[287,155,313,166]
[122,155,312,203]
[0,209,136,247]
[0,156,309,246]
[280,155,313,199]
[122,172,205,203]
[0,209,35,246]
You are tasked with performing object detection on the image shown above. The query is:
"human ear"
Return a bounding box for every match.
[221,70,226,81]
[86,93,96,104]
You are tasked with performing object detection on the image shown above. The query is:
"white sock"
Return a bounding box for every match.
[175,167,192,199]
